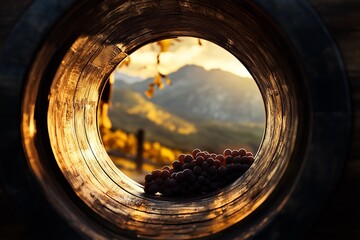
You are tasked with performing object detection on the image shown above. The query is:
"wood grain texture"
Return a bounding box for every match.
[306,0,360,239]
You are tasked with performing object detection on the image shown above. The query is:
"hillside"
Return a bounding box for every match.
[109,88,264,153]
[124,65,265,123]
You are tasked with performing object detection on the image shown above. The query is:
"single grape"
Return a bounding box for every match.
[169,178,177,187]
[202,161,209,170]
[234,163,243,172]
[178,154,185,163]
[182,163,191,170]
[208,166,217,175]
[223,148,232,157]
[190,160,197,169]
[155,177,164,186]
[195,152,207,159]
[162,166,171,171]
[234,156,242,164]
[240,163,251,173]
[238,148,246,156]
[184,154,193,163]
[227,164,235,173]
[192,149,201,158]
[215,155,225,164]
[145,174,152,183]
[225,156,233,164]
[172,160,182,171]
[196,156,205,165]
[176,171,183,182]
[210,153,217,159]
[193,166,202,176]
[214,159,221,168]
[161,170,170,179]
[218,166,227,176]
[206,158,215,166]
[151,169,161,179]
[183,169,192,179]
[241,156,254,165]
[231,150,239,158]
[246,152,253,157]
[170,172,177,179]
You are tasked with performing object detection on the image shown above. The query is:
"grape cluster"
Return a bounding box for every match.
[144,148,254,197]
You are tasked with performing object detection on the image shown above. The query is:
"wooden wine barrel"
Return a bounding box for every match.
[0,0,358,239]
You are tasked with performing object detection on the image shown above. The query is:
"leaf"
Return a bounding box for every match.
[144,84,155,98]
[157,39,172,52]
[153,74,164,89]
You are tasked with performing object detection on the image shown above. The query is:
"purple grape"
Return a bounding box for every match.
[162,166,170,171]
[193,166,202,175]
[196,156,205,165]
[231,150,240,158]
[238,148,246,156]
[178,154,185,163]
[234,163,242,172]
[145,174,152,182]
[202,162,209,170]
[227,164,235,173]
[176,172,183,181]
[208,166,217,175]
[223,148,232,157]
[151,169,161,179]
[182,163,191,170]
[172,160,182,171]
[241,156,254,165]
[184,154,193,163]
[169,178,177,187]
[190,160,197,169]
[206,158,215,166]
[218,166,227,176]
[161,170,170,179]
[234,156,242,164]
[214,159,221,168]
[183,169,192,179]
[155,177,164,186]
[225,156,233,164]
[192,149,201,158]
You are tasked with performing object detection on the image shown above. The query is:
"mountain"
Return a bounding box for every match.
[118,65,265,123]
[114,71,145,84]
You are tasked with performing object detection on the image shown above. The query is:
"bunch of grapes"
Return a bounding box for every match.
[144,148,254,197]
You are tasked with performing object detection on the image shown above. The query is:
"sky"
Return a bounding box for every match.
[116,37,252,80]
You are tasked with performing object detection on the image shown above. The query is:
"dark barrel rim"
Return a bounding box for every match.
[0,0,350,239]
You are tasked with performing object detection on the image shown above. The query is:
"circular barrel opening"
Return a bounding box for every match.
[20,0,350,239]
[101,37,265,185]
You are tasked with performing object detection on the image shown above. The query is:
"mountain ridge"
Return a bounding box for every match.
[114,64,265,123]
